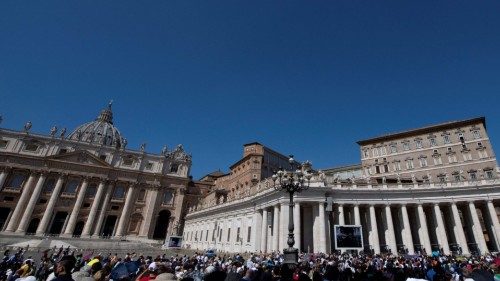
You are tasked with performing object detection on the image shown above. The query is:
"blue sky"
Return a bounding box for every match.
[1,1,499,178]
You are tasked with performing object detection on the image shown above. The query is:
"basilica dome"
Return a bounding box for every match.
[68,102,125,148]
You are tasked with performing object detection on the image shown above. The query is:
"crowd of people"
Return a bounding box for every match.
[1,246,499,281]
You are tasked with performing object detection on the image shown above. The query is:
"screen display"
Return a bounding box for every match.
[334,225,363,249]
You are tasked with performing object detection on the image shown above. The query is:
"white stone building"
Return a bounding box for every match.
[184,118,500,255]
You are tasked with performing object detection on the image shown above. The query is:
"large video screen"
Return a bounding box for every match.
[334,225,363,249]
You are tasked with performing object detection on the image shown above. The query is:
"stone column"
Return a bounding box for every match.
[279,202,288,251]
[139,188,159,238]
[0,168,9,190]
[318,202,326,253]
[486,200,500,251]
[16,173,47,233]
[433,204,450,254]
[115,184,136,237]
[62,178,89,237]
[450,202,470,255]
[338,205,345,225]
[4,172,37,232]
[294,202,301,252]
[81,180,106,237]
[384,205,397,254]
[369,205,380,254]
[253,210,262,252]
[400,205,414,254]
[92,182,114,237]
[353,205,361,225]
[272,204,280,252]
[417,204,432,254]
[36,175,65,235]
[468,201,488,254]
[261,209,268,252]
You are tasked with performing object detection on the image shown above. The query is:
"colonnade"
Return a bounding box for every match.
[0,169,171,240]
[253,199,500,255]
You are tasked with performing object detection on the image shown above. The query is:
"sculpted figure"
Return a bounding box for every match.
[50,126,58,137]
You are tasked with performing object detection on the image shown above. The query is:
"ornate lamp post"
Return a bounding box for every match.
[271,155,312,275]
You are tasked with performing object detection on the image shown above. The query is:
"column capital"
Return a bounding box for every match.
[433,203,440,207]
[0,166,11,173]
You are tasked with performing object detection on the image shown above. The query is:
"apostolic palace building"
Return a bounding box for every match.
[1,106,499,257]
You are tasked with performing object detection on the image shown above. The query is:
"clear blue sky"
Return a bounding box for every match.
[1,1,500,178]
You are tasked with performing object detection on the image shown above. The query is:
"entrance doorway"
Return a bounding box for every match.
[73,221,85,236]
[102,215,117,237]
[26,218,40,234]
[153,210,171,239]
[0,207,10,230]
[49,212,68,235]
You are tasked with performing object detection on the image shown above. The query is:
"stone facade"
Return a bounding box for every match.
[0,104,196,242]
[184,118,500,256]
[358,117,497,184]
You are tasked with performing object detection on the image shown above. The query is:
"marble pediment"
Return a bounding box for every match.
[47,150,110,167]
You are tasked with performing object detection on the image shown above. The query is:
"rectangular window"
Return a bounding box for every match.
[478,150,488,159]
[7,174,26,189]
[454,174,460,182]
[43,178,57,193]
[419,158,427,167]
[219,230,222,242]
[415,140,423,149]
[394,162,401,171]
[24,143,39,152]
[469,172,477,180]
[227,228,231,242]
[390,145,397,153]
[64,179,80,194]
[113,185,126,198]
[145,162,154,170]
[381,147,387,155]
[58,148,68,155]
[486,170,494,179]
[0,140,8,148]
[462,152,472,161]
[448,155,457,163]
[472,130,481,139]
[162,191,173,204]
[444,135,451,144]
[247,227,251,242]
[430,138,437,147]
[373,148,379,157]
[406,160,414,169]
[363,150,369,158]
[433,157,442,165]
[237,227,241,242]
[206,230,209,241]
[403,142,410,151]
[122,158,134,166]
[438,176,446,183]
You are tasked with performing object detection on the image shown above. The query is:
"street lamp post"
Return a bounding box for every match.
[271,155,312,278]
